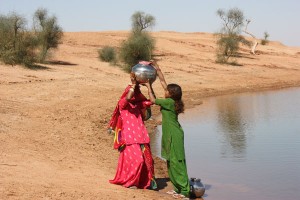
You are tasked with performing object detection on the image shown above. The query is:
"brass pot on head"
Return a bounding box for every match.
[131,62,157,84]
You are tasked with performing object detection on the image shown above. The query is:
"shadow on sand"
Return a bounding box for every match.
[23,60,77,70]
[47,60,77,66]
[25,64,50,70]
[155,177,170,191]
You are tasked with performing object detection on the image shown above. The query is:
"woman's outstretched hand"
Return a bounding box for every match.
[130,72,137,85]
[142,80,156,103]
[150,59,167,91]
[150,59,160,71]
[141,80,151,88]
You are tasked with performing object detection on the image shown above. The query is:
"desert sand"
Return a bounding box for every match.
[1,31,300,200]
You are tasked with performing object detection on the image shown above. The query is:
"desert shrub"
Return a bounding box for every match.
[15,34,38,66]
[98,46,116,63]
[0,14,20,65]
[33,8,63,63]
[0,13,37,66]
[1,34,37,67]
[119,32,155,72]
[216,33,250,64]
[116,11,156,72]
[216,33,240,63]
[0,9,62,67]
[215,8,251,64]
[261,32,269,45]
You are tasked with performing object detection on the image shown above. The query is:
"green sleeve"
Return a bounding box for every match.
[155,98,171,109]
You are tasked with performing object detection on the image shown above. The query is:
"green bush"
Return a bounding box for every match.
[261,32,270,45]
[1,35,37,67]
[216,33,250,64]
[0,9,62,67]
[217,34,239,60]
[261,40,267,45]
[215,8,252,65]
[15,34,38,66]
[0,14,37,66]
[33,8,63,63]
[119,32,155,72]
[98,46,116,63]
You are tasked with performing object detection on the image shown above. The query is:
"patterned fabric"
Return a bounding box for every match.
[118,97,150,145]
[108,85,156,189]
[107,86,130,150]
[141,144,157,189]
[109,144,156,189]
[108,85,152,149]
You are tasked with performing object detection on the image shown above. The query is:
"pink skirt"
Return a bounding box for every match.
[109,143,155,189]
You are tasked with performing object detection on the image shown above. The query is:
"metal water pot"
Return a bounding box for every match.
[131,62,157,84]
[190,178,205,198]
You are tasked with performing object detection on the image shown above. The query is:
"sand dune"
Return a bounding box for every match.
[1,31,300,199]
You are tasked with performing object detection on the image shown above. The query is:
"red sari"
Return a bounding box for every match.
[108,85,156,189]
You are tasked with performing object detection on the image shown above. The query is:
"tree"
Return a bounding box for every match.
[33,8,63,63]
[131,11,156,34]
[119,32,155,72]
[217,8,244,34]
[118,11,156,72]
[7,13,26,50]
[243,19,258,54]
[216,33,250,64]
[216,8,250,64]
[261,31,270,45]
[0,13,37,66]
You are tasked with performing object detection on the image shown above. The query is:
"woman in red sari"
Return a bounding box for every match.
[108,73,157,189]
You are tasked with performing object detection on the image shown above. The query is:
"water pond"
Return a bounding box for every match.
[151,87,300,200]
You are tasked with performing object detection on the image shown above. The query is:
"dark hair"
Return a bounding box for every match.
[167,84,184,115]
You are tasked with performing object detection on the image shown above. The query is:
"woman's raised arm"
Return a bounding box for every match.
[151,60,167,92]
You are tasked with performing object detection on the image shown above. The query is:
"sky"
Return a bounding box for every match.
[1,0,300,47]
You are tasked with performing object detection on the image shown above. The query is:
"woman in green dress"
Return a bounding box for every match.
[144,60,190,199]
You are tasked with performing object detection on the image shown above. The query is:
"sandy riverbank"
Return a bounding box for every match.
[1,31,300,200]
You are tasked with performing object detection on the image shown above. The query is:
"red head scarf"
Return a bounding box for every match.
[108,85,151,150]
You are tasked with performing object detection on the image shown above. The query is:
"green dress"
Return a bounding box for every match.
[155,98,190,197]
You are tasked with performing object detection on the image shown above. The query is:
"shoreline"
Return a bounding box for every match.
[145,81,300,175]
[1,31,300,200]
[144,81,300,199]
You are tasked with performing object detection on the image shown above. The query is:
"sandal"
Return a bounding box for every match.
[173,193,187,199]
[166,190,177,195]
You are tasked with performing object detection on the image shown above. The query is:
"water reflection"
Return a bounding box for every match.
[216,97,247,160]
[151,87,300,200]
